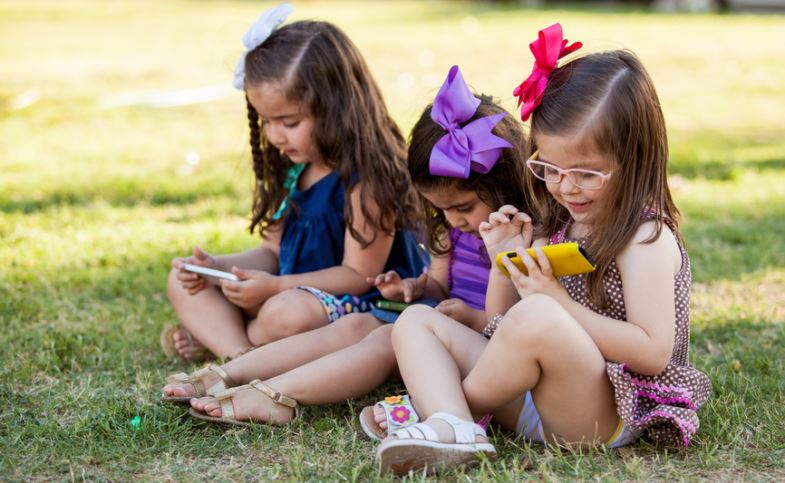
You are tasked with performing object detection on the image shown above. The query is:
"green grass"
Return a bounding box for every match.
[2,0,784,480]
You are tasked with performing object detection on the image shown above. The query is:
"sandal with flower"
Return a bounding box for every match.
[160,363,235,404]
[188,379,299,427]
[359,394,420,441]
[160,323,214,362]
[376,412,496,476]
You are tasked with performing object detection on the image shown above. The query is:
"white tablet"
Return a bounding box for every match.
[182,263,240,282]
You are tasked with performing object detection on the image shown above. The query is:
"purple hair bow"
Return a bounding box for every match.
[429,65,513,178]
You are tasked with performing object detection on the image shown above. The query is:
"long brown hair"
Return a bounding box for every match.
[243,21,419,245]
[529,50,680,307]
[408,95,534,255]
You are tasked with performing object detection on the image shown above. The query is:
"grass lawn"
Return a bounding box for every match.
[1,0,784,480]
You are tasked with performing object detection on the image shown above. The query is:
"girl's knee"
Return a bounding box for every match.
[363,324,393,349]
[503,294,575,343]
[166,268,186,303]
[332,313,381,339]
[253,289,323,340]
[391,305,436,340]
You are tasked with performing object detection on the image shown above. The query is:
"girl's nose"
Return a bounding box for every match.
[559,175,580,195]
[444,211,462,229]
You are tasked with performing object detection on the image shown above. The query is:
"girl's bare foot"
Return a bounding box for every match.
[172,327,209,360]
[162,369,223,398]
[374,404,388,431]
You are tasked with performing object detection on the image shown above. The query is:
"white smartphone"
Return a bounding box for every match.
[182,263,240,282]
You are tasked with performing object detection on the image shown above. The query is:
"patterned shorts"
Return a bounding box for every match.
[296,286,374,323]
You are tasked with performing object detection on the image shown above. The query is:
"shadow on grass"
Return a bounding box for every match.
[0,177,245,214]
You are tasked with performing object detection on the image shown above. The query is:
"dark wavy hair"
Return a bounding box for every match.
[528,49,680,307]
[408,95,534,255]
[243,20,419,245]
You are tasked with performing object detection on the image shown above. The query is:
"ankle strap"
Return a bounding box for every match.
[249,379,298,408]
[208,363,235,387]
[429,412,487,443]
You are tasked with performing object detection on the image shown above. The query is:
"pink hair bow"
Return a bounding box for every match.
[513,23,582,121]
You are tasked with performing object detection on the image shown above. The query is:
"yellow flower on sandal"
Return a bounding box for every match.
[385,395,402,404]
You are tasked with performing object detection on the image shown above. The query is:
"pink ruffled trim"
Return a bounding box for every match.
[638,409,696,447]
[636,390,697,411]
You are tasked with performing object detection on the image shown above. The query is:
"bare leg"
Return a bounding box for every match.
[392,305,489,421]
[245,288,331,345]
[462,294,619,445]
[378,305,497,444]
[270,324,397,403]
[193,324,400,422]
[167,268,251,359]
[164,312,381,399]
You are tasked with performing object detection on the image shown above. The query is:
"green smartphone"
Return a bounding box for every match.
[375,300,411,312]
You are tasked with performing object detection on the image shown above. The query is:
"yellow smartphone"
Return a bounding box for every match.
[495,242,596,278]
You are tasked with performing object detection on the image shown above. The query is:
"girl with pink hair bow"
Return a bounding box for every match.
[377,23,711,476]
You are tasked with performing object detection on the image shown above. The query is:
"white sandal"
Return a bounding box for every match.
[359,394,420,441]
[376,412,496,475]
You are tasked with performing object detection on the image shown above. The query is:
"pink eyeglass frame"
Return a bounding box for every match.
[525,150,612,190]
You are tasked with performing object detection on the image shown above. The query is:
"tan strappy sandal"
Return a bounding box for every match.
[160,363,236,404]
[160,323,214,362]
[188,379,299,427]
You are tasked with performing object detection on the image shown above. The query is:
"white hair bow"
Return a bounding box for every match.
[233,2,295,90]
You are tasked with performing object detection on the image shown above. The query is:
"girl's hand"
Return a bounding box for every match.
[367,270,428,303]
[478,205,534,260]
[172,246,219,295]
[220,268,281,311]
[498,246,568,301]
[435,298,483,328]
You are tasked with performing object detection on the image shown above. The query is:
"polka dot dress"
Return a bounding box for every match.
[551,215,712,447]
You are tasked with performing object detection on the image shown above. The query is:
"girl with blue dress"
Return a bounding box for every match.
[161,6,425,362]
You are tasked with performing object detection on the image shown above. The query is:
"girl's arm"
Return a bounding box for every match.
[548,222,680,375]
[215,223,281,273]
[273,183,396,294]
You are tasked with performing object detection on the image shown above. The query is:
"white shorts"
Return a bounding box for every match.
[515,392,643,448]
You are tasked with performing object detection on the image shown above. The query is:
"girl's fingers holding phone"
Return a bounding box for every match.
[220,280,241,295]
[500,252,522,276]
[517,247,540,275]
[532,247,553,277]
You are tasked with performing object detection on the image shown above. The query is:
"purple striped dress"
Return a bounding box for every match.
[448,228,491,310]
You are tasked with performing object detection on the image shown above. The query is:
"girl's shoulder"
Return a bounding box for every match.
[617,219,683,275]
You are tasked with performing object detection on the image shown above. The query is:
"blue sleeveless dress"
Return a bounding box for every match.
[277,169,427,321]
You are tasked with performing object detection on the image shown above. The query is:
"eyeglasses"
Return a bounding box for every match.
[526,150,612,190]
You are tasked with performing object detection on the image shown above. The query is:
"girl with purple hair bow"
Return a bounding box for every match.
[165,65,535,432]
